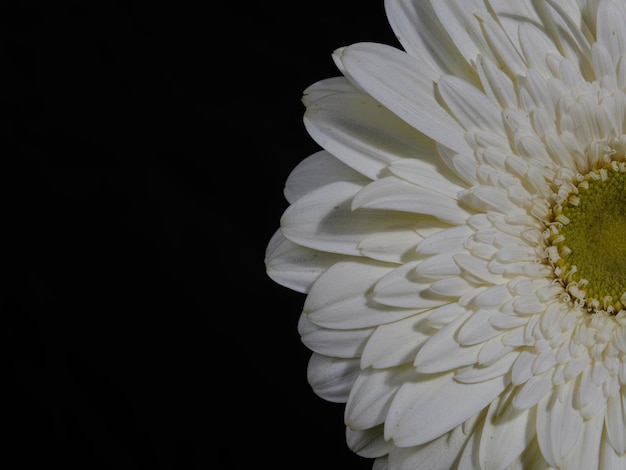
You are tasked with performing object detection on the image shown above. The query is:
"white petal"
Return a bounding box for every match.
[301,76,357,107]
[605,392,626,454]
[457,308,501,345]
[429,277,474,297]
[536,380,583,467]
[438,74,505,133]
[413,309,482,374]
[352,176,471,225]
[336,42,471,154]
[557,409,604,469]
[265,229,347,293]
[415,252,461,281]
[426,303,467,328]
[454,351,516,384]
[346,366,415,430]
[518,22,560,77]
[386,422,475,470]
[284,150,369,204]
[472,284,511,309]
[513,370,554,409]
[436,144,481,186]
[359,229,422,264]
[305,260,416,329]
[373,457,388,470]
[475,54,517,109]
[479,386,536,469]
[415,226,471,255]
[307,353,360,403]
[383,0,473,79]
[388,157,466,196]
[600,421,626,468]
[596,0,626,66]
[478,336,517,366]
[304,88,438,179]
[463,185,521,214]
[373,260,451,309]
[282,180,420,256]
[361,312,434,369]
[478,16,527,77]
[298,313,372,359]
[346,425,391,458]
[385,371,506,447]
[430,0,493,64]
[454,253,504,284]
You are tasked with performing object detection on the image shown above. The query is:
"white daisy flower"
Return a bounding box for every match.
[265,1,626,468]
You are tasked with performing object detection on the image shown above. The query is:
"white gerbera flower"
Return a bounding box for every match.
[265,1,626,468]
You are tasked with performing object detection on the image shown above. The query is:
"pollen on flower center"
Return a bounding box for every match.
[547,161,626,313]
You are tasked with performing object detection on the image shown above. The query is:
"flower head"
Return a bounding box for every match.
[265,1,626,468]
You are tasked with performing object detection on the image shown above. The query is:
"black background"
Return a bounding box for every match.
[7,1,398,468]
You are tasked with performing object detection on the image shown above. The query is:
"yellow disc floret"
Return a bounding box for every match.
[550,163,626,313]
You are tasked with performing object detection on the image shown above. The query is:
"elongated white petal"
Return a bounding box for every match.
[336,42,471,154]
[536,381,583,467]
[438,74,505,133]
[430,0,492,64]
[358,228,423,264]
[596,0,626,66]
[384,0,474,79]
[346,366,416,430]
[386,421,475,470]
[413,310,481,374]
[373,260,451,309]
[388,157,465,196]
[600,422,626,467]
[605,392,626,454]
[558,409,604,469]
[282,181,420,255]
[298,313,372,359]
[284,150,369,204]
[361,312,434,369]
[304,89,438,179]
[305,260,416,329]
[346,425,391,458]
[265,229,347,293]
[385,371,506,447]
[475,54,517,109]
[352,176,471,225]
[415,226,471,256]
[302,76,358,107]
[479,386,536,469]
[307,353,361,403]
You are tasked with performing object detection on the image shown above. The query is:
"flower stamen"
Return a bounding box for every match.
[549,162,626,314]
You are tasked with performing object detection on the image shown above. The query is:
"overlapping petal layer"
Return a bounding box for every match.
[266,1,626,468]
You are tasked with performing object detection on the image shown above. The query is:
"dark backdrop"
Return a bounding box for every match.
[7,1,398,468]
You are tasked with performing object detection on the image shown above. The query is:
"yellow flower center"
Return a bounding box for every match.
[550,163,626,313]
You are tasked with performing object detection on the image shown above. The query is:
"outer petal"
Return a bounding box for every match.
[304,84,437,180]
[360,311,435,369]
[384,371,507,447]
[346,425,391,458]
[307,353,360,403]
[386,421,477,470]
[298,313,372,359]
[345,366,416,430]
[384,0,475,80]
[265,229,347,293]
[304,260,418,329]
[479,386,537,469]
[335,42,471,154]
[284,149,369,204]
[282,180,422,256]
